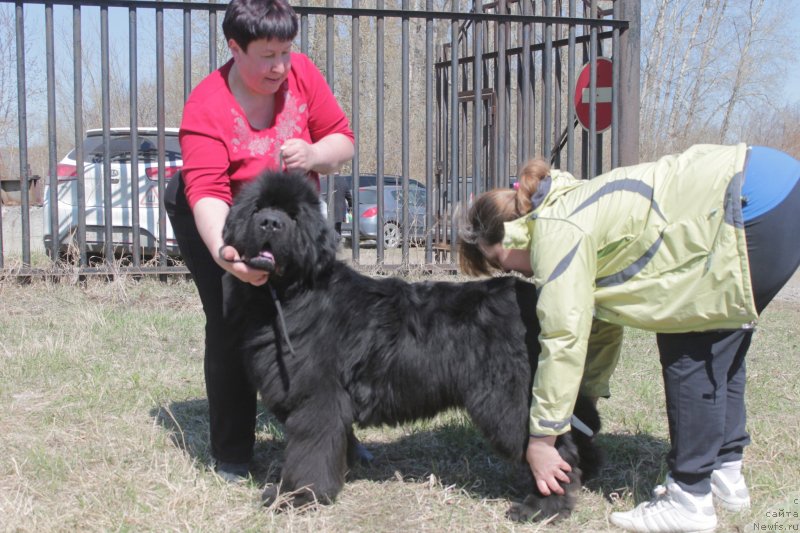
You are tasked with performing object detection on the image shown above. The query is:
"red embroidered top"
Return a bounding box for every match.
[179,53,354,209]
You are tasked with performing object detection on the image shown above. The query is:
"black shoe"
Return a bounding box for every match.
[214,461,250,483]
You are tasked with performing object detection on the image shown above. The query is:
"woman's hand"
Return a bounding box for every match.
[280,134,354,175]
[280,138,318,172]
[217,245,269,286]
[526,435,572,496]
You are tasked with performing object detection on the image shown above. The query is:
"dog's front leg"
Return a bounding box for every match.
[262,386,352,509]
[506,433,583,523]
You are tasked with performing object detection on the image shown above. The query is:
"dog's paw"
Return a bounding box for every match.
[506,491,575,523]
[506,500,542,522]
[261,483,327,511]
[261,484,281,507]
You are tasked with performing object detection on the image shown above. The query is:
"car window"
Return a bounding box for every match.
[390,188,426,207]
[73,133,181,162]
[409,189,426,207]
[354,175,377,188]
[358,189,378,204]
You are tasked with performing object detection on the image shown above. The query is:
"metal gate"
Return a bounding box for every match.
[432,0,639,258]
[0,0,640,278]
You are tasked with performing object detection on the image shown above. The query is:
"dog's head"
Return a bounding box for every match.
[223,170,338,284]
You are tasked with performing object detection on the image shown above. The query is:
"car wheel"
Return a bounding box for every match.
[383,221,401,248]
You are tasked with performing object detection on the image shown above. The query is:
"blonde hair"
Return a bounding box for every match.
[458,158,550,276]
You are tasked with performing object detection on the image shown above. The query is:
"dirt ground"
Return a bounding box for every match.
[774,267,800,304]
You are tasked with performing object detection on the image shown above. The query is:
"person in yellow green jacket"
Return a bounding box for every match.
[458,144,800,533]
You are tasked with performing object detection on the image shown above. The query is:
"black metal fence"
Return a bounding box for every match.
[0,0,640,278]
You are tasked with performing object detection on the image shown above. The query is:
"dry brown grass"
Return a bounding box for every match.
[0,273,798,532]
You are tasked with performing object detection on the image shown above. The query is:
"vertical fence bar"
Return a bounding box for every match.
[496,0,507,186]
[209,0,217,71]
[542,0,552,160]
[400,0,409,266]
[376,0,385,263]
[100,4,113,263]
[610,0,619,169]
[45,3,58,266]
[300,0,308,57]
[587,0,598,178]
[156,1,167,268]
[8,6,20,264]
[74,3,86,267]
[552,8,561,169]
[425,0,433,264]
[567,0,576,174]
[130,5,141,266]
[448,0,459,256]
[472,0,483,199]
[12,3,27,267]
[435,45,445,250]
[324,0,334,226]
[10,2,23,267]
[520,0,530,166]
[618,0,640,167]
[183,0,191,102]
[351,0,360,262]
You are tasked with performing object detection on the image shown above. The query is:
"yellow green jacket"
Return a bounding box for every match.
[502,144,757,436]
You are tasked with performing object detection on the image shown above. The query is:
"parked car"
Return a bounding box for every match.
[319,173,427,243]
[350,185,427,248]
[43,127,182,260]
[323,172,425,192]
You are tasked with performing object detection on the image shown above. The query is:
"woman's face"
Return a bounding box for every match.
[479,242,533,277]
[230,38,293,95]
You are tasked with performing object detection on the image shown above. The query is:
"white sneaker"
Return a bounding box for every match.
[610,476,717,533]
[710,468,751,512]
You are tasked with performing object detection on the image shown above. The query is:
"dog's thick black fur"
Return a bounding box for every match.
[222,170,601,521]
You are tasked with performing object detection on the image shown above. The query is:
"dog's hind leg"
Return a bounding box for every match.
[572,394,603,481]
[262,384,353,508]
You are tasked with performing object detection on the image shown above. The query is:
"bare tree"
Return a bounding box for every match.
[718,0,767,141]
[0,5,44,177]
[639,0,794,158]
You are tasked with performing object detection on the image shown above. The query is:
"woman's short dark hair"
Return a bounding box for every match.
[223,0,299,51]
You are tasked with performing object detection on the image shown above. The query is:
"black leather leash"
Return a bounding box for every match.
[219,246,296,357]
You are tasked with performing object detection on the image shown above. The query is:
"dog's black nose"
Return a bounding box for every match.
[256,211,285,232]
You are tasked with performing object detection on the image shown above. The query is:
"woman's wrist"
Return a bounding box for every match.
[529,434,557,446]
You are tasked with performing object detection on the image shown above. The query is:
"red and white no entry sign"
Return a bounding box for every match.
[575,57,613,133]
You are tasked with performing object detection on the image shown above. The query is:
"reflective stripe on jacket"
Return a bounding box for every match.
[502,144,758,436]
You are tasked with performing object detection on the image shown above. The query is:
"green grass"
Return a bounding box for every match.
[1,277,798,532]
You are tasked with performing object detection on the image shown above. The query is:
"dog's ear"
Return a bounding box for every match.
[223,177,262,247]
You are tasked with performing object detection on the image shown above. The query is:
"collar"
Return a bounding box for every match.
[570,414,594,437]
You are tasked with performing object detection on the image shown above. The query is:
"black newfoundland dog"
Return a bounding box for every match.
[222,170,601,521]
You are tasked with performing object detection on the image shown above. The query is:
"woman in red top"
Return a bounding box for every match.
[165,0,354,482]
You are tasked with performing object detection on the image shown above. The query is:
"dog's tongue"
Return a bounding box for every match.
[248,250,276,272]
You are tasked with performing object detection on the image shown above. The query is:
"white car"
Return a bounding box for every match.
[43,127,182,260]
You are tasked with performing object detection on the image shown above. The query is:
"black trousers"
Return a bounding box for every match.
[165,175,256,464]
[658,178,800,494]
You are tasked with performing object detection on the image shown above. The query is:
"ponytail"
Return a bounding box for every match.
[514,158,550,215]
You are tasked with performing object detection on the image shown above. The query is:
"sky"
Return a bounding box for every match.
[783,3,800,105]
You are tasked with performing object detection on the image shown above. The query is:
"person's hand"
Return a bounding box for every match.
[526,435,572,496]
[280,138,318,172]
[217,245,269,286]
